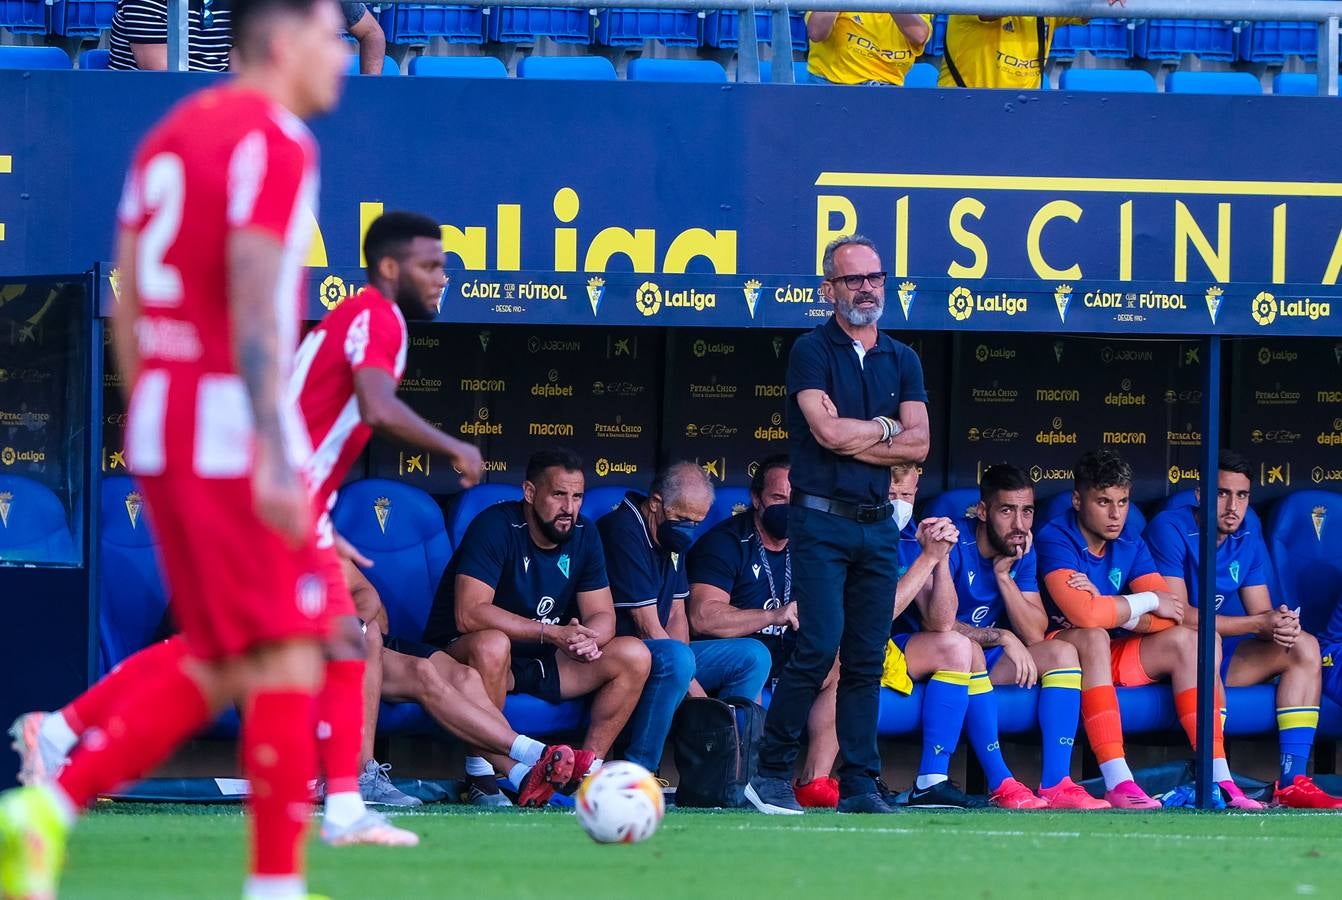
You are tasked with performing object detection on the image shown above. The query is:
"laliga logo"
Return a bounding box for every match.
[635,282,662,317]
[586,277,605,316]
[1054,284,1072,324]
[897,281,917,320]
[1252,291,1278,327]
[319,274,351,311]
[595,458,610,477]
[1205,286,1224,325]
[742,279,762,320]
[948,286,974,322]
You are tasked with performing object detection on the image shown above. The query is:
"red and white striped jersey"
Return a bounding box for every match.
[291,286,408,518]
[118,86,318,480]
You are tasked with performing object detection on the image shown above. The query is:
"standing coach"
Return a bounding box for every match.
[745,235,930,815]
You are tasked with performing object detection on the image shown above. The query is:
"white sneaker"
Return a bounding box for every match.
[8,713,67,786]
[320,810,419,847]
[358,761,422,808]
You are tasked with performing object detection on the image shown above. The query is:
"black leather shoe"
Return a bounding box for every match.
[837,791,897,814]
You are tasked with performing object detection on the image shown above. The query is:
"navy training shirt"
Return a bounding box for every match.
[598,493,690,637]
[1145,506,1268,617]
[786,316,928,505]
[422,501,608,654]
[688,511,794,652]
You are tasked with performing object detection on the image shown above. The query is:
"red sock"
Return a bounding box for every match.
[315,659,365,795]
[56,646,209,808]
[1175,688,1226,760]
[1081,685,1126,764]
[63,637,189,734]
[244,690,317,878]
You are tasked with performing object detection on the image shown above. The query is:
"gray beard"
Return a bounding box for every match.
[841,303,884,327]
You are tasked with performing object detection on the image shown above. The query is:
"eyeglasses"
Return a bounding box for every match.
[828,271,887,291]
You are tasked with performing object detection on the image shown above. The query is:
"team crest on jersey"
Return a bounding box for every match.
[752,563,762,579]
[0,491,11,528]
[1313,506,1327,541]
[558,554,571,578]
[1229,560,1240,584]
[1108,568,1122,591]
[125,491,143,529]
[345,309,372,366]
[373,497,391,534]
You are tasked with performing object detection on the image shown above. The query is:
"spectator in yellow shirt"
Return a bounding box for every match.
[806,12,932,85]
[939,3,1124,89]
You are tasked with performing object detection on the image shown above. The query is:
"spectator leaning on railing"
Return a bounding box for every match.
[108,0,384,73]
[805,12,932,85]
[938,0,1125,89]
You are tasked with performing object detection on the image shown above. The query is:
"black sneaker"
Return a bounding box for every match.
[837,791,897,814]
[874,776,896,802]
[744,776,804,815]
[905,780,984,810]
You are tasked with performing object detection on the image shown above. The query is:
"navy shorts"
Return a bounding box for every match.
[509,647,564,703]
[382,634,440,659]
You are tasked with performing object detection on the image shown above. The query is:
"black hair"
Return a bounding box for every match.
[979,464,1032,504]
[525,447,584,484]
[363,211,442,278]
[1218,449,1253,479]
[750,454,791,498]
[232,0,327,61]
[1073,449,1132,492]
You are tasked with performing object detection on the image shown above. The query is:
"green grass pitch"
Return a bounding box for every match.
[61,805,1342,899]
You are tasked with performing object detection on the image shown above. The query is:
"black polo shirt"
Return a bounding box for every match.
[786,315,927,505]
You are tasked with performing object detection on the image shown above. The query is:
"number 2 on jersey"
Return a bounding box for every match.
[136,153,186,307]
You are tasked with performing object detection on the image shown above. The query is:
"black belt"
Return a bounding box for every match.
[791,490,893,525]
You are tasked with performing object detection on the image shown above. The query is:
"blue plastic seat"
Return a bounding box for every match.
[1267,490,1342,639]
[1274,73,1319,96]
[78,48,110,69]
[921,488,980,523]
[408,55,507,78]
[1059,68,1157,93]
[52,0,115,37]
[596,9,700,48]
[0,46,72,70]
[517,55,617,81]
[98,476,168,671]
[1052,20,1133,61]
[1134,19,1237,62]
[903,61,939,88]
[0,0,47,34]
[379,5,485,44]
[1165,71,1262,95]
[1040,490,1147,536]
[490,7,593,44]
[331,479,452,641]
[754,59,811,84]
[626,58,726,83]
[581,485,634,520]
[0,474,76,564]
[347,54,401,75]
[703,11,807,53]
[1240,22,1317,64]
[700,487,751,536]
[445,484,523,550]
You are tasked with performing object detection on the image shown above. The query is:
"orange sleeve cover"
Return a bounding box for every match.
[1042,570,1122,629]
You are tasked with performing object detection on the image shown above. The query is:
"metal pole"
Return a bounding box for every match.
[1194,335,1222,809]
[738,5,761,84]
[1320,17,1339,97]
[770,5,795,84]
[167,0,188,73]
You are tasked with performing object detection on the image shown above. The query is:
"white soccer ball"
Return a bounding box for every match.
[574,760,665,844]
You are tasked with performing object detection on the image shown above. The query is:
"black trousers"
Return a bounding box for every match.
[756,504,901,797]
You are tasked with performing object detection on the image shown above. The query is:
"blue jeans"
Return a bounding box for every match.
[621,637,773,771]
[756,505,901,797]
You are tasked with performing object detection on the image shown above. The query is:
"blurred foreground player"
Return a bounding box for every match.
[0,2,351,897]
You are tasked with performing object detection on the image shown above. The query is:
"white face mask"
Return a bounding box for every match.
[892,499,914,531]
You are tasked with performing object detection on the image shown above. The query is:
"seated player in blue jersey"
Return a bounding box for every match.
[941,464,1109,809]
[599,462,773,773]
[686,456,836,808]
[1146,450,1340,809]
[888,465,1046,810]
[1037,449,1261,810]
[421,448,652,806]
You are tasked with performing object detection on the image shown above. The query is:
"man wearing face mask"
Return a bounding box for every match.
[600,463,773,773]
[688,456,841,808]
[746,234,930,816]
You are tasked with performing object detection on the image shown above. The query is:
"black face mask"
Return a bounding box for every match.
[656,519,697,554]
[760,503,789,540]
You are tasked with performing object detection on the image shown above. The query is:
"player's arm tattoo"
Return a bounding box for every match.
[228,231,289,447]
[953,621,1003,647]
